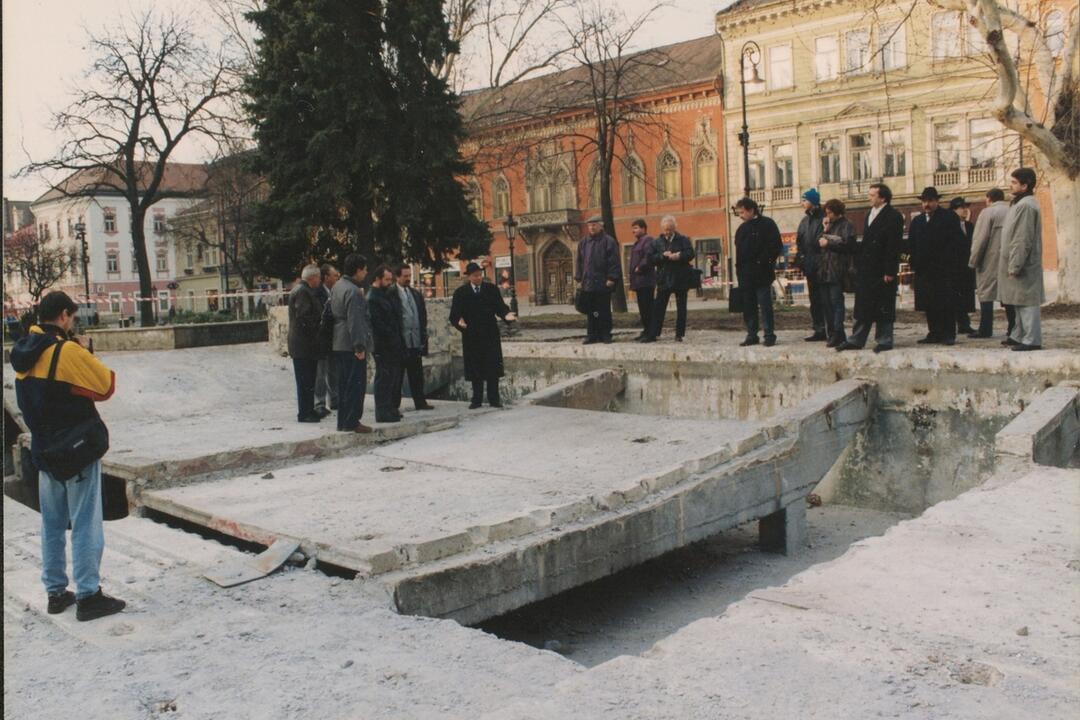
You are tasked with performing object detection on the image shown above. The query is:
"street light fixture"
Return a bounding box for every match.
[73,221,91,320]
[738,40,763,199]
[503,213,519,315]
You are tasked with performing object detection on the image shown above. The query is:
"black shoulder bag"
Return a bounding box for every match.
[37,341,110,482]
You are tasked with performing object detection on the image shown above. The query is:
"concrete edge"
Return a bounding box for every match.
[520,368,627,411]
[994,384,1080,467]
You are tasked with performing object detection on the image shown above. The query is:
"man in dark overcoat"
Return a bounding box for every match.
[574,216,622,344]
[367,265,405,423]
[794,188,826,341]
[908,186,966,345]
[837,183,904,353]
[627,219,656,340]
[393,264,435,413]
[734,197,783,347]
[640,214,695,342]
[948,197,977,335]
[288,264,324,422]
[450,262,517,408]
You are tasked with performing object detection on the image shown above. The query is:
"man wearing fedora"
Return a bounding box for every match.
[450,262,517,407]
[908,186,967,345]
[575,216,622,344]
[948,197,978,335]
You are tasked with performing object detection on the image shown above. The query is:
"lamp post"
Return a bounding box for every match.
[738,41,762,199]
[74,221,91,318]
[503,213,519,315]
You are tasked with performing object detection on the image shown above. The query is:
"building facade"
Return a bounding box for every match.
[27,163,207,320]
[456,35,730,305]
[714,0,1071,293]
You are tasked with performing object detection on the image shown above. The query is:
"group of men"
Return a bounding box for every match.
[287,258,435,431]
[736,167,1045,352]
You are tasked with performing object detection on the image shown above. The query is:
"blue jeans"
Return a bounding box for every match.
[335,351,367,430]
[39,460,104,599]
[742,285,775,340]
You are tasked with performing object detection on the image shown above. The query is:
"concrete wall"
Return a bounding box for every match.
[456,344,1080,514]
[995,385,1080,468]
[87,320,267,352]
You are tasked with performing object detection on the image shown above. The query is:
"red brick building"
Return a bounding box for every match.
[441,35,730,306]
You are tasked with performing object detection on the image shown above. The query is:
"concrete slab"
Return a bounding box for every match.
[140,406,761,576]
[3,343,474,485]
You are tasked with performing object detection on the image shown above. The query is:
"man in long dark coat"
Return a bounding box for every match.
[837,183,904,353]
[908,186,966,345]
[367,265,405,423]
[734,197,783,347]
[640,214,695,343]
[574,215,622,344]
[948,197,977,335]
[450,262,517,408]
[794,188,826,341]
[287,264,324,422]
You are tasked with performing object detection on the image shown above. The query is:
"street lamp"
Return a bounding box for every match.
[738,40,763,199]
[503,213,519,315]
[74,221,91,319]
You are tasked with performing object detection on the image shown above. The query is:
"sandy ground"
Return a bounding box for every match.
[5,468,1077,719]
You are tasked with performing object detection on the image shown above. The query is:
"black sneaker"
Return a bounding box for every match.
[47,590,76,615]
[76,589,126,622]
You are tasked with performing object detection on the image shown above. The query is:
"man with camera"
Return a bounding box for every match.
[10,291,125,621]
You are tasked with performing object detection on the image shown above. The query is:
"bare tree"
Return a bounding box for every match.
[169,143,267,316]
[19,11,244,326]
[3,226,72,305]
[936,0,1079,302]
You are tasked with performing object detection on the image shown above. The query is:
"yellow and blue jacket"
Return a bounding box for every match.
[11,324,115,466]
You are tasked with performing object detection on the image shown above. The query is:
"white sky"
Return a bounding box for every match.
[2,0,735,202]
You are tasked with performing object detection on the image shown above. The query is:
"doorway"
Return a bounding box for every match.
[541,242,574,305]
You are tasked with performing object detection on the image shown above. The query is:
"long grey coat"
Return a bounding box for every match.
[997,195,1044,307]
[968,201,1009,302]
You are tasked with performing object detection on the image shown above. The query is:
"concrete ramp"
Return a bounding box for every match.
[139,378,875,624]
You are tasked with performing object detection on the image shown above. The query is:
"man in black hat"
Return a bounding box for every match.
[450,262,517,408]
[908,187,967,345]
[949,197,977,335]
[574,216,622,344]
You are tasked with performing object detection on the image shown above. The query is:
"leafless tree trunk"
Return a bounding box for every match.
[3,226,72,305]
[19,11,243,326]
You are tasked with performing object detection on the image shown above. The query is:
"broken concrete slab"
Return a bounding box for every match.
[995,385,1080,467]
[521,367,626,410]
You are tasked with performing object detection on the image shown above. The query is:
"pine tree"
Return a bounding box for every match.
[245,0,489,279]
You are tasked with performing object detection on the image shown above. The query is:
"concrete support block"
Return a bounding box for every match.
[521,368,627,411]
[758,500,806,555]
[995,385,1080,467]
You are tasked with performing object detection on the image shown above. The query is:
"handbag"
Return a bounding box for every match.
[728,286,744,313]
[689,268,704,290]
[574,289,588,314]
[37,341,110,482]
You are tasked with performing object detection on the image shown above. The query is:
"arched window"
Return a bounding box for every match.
[694,148,717,196]
[492,176,510,219]
[588,161,602,208]
[622,155,645,205]
[465,179,483,218]
[657,150,681,200]
[551,166,573,209]
[1046,10,1066,57]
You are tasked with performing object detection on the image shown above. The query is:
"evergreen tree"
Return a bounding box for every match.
[245,0,489,280]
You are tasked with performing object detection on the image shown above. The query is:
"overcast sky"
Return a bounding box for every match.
[2,0,735,202]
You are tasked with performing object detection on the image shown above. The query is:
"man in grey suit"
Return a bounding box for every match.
[329,254,373,433]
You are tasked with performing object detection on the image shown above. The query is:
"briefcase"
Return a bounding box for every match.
[728,286,744,314]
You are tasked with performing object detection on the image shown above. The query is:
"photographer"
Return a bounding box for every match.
[10,291,125,621]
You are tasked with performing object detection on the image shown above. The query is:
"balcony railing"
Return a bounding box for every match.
[968,167,997,185]
[772,187,794,202]
[517,208,583,230]
[748,189,766,204]
[934,170,961,186]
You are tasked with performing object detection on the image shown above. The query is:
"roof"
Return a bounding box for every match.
[461,34,724,131]
[33,161,209,205]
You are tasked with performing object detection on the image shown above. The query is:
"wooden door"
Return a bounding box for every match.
[542,242,574,305]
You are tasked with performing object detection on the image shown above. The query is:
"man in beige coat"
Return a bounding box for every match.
[998,168,1044,351]
[968,188,1010,338]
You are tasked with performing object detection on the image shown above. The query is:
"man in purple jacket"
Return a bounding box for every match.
[627,218,656,341]
[575,215,623,344]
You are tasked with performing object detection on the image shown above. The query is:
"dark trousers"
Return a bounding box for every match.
[634,286,655,334]
[471,378,500,406]
[806,275,826,334]
[373,358,402,421]
[742,285,776,340]
[850,284,897,349]
[1004,304,1016,337]
[334,351,367,430]
[650,286,688,339]
[395,348,427,410]
[583,290,613,341]
[819,282,846,341]
[977,301,995,337]
[926,302,956,342]
[292,356,318,421]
